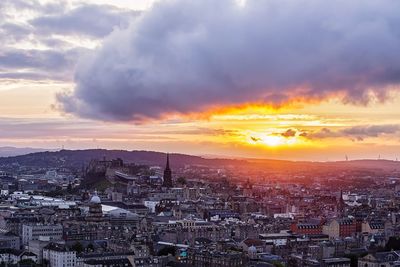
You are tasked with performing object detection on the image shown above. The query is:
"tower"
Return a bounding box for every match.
[243,178,253,197]
[163,154,173,188]
[87,191,103,222]
[337,190,345,216]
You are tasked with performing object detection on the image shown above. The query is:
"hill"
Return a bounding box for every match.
[0,146,53,157]
[0,149,399,173]
[0,149,242,170]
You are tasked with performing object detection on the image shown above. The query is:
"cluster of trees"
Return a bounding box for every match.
[71,242,95,254]
[385,236,400,251]
[0,259,38,267]
[176,177,187,185]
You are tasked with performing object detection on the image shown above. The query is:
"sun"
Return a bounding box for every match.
[261,135,284,147]
[248,133,300,147]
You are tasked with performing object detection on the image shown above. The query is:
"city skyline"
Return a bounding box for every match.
[2,0,400,161]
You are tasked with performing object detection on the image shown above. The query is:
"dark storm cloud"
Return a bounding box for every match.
[31,4,139,38]
[57,0,400,121]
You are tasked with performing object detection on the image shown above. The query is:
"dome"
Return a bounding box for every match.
[90,191,101,204]
[370,235,376,243]
[248,245,257,254]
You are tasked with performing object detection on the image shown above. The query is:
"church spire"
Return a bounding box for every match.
[337,190,345,216]
[163,153,173,187]
[166,153,170,170]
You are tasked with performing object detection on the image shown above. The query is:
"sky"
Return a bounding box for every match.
[1,0,400,161]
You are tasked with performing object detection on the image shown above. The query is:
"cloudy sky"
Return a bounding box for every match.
[1,0,400,161]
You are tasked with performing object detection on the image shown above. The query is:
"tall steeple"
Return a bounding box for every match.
[337,190,345,216]
[163,153,173,187]
[166,153,170,170]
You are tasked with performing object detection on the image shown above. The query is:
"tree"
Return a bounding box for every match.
[67,183,73,193]
[19,258,37,266]
[157,246,176,256]
[71,241,84,254]
[344,254,363,267]
[177,177,187,185]
[87,243,94,252]
[385,236,400,251]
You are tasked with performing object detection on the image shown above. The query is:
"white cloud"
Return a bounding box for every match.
[0,0,140,81]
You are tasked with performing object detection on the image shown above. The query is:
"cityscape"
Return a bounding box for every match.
[1,150,400,266]
[2,0,400,267]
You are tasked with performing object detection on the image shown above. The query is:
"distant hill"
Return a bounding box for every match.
[0,149,242,170]
[0,149,399,173]
[246,158,400,173]
[0,146,55,157]
[323,159,400,172]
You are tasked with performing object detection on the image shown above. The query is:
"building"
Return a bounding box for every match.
[322,218,357,239]
[259,232,293,246]
[203,209,240,221]
[162,154,173,188]
[0,249,23,264]
[322,258,351,267]
[0,249,36,264]
[243,178,253,197]
[358,251,400,267]
[28,237,58,264]
[63,223,103,241]
[175,220,230,244]
[0,233,20,249]
[240,238,266,253]
[361,220,385,234]
[22,224,63,246]
[86,191,103,223]
[337,190,346,216]
[77,252,135,267]
[187,248,245,267]
[43,242,77,267]
[290,222,322,235]
[289,256,351,267]
[82,258,133,267]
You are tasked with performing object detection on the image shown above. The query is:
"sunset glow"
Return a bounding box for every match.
[1,0,400,161]
[4,2,400,263]
[249,134,296,147]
